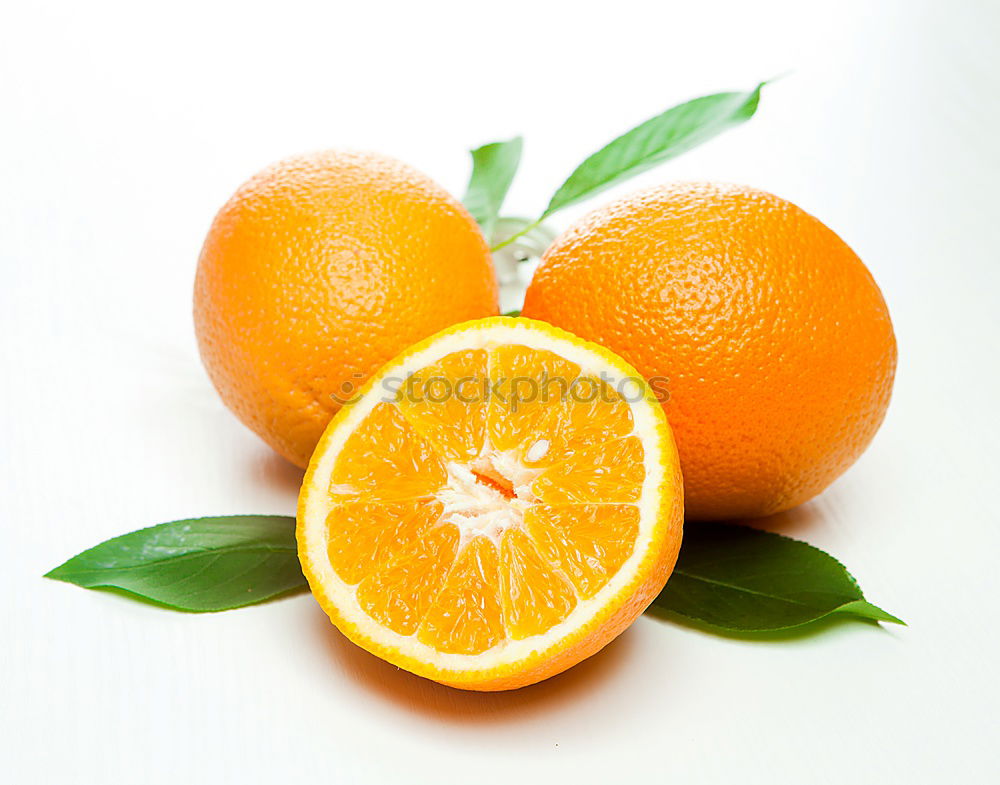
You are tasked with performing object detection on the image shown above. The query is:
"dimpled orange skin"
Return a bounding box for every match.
[523,182,897,520]
[194,150,499,468]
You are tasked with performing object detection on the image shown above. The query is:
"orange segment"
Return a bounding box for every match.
[531,436,645,504]
[329,402,447,501]
[355,523,459,636]
[531,376,636,468]
[499,528,577,639]
[525,505,640,599]
[396,349,489,462]
[485,345,581,463]
[486,343,635,469]
[418,536,505,655]
[325,499,444,585]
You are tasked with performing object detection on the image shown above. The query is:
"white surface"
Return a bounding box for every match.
[2,1,998,783]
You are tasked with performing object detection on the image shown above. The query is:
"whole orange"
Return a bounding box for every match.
[522,182,896,520]
[194,150,498,468]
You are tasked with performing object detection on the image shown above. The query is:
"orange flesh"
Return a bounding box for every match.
[323,346,645,655]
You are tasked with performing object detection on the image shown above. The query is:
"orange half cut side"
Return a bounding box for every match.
[297,317,683,691]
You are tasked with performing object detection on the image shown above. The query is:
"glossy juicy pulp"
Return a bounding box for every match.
[522,181,897,520]
[193,150,498,469]
[321,346,646,656]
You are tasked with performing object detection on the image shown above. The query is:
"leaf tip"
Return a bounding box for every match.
[839,599,906,626]
[867,605,906,626]
[877,609,907,626]
[43,563,70,581]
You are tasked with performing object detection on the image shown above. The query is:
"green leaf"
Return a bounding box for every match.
[542,84,764,217]
[45,515,306,612]
[462,137,523,239]
[650,522,903,632]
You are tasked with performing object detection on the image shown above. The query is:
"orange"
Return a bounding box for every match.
[297,317,683,690]
[194,150,499,468]
[522,182,896,520]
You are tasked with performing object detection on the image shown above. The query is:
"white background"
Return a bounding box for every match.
[3,1,999,783]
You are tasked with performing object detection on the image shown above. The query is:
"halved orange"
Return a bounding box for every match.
[297,317,683,690]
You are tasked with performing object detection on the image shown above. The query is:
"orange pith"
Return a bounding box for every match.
[298,317,684,690]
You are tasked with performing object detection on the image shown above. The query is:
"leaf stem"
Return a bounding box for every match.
[490,217,545,252]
